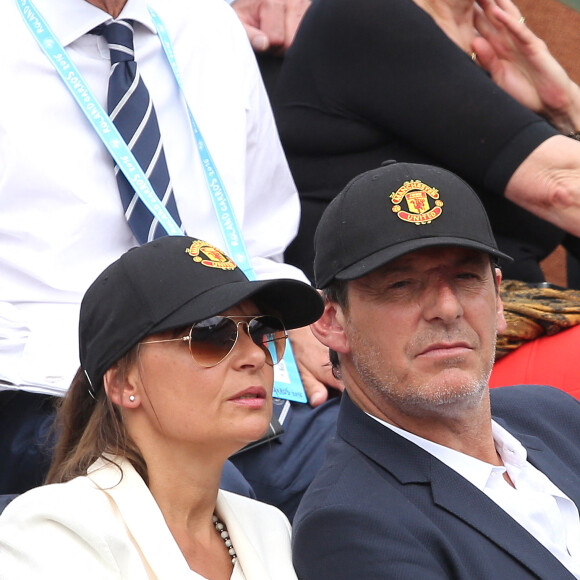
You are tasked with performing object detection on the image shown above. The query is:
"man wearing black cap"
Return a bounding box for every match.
[292,162,580,579]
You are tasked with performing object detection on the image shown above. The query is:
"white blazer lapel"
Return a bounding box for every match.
[216,491,272,580]
[87,457,201,580]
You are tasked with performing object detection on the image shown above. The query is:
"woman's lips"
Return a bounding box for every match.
[229,386,268,408]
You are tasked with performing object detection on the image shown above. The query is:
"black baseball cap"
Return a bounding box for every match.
[314,162,512,288]
[80,236,324,389]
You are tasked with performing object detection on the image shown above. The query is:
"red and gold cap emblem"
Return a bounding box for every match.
[390,180,444,225]
[185,240,237,270]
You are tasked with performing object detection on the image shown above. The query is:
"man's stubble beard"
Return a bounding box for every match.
[348,325,497,419]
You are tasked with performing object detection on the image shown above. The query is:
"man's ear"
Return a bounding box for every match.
[311,301,351,355]
[495,267,507,335]
[103,363,140,409]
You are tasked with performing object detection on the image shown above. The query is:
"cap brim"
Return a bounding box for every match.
[150,278,323,334]
[335,237,513,281]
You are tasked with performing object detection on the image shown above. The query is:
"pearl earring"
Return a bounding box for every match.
[129,395,135,402]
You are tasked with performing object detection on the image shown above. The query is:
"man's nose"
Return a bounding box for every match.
[422,279,463,322]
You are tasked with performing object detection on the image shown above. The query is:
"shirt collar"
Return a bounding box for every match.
[368,413,528,491]
[32,0,156,47]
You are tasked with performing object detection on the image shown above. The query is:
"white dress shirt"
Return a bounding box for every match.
[371,414,580,579]
[0,0,306,395]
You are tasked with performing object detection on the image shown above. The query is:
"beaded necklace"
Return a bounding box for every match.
[213,514,238,566]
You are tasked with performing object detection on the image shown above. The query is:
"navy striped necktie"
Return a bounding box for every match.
[101,19,183,243]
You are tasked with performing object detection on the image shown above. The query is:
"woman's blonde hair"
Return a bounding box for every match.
[45,348,148,485]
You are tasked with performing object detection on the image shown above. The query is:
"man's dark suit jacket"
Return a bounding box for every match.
[292,386,580,579]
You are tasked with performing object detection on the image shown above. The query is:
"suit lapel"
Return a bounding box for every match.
[337,393,576,580]
[428,458,575,579]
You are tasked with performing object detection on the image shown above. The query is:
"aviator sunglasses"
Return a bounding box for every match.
[139,315,288,367]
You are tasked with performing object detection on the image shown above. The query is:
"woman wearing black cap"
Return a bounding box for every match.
[0,236,323,579]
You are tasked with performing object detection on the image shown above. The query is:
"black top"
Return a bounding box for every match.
[274,0,567,282]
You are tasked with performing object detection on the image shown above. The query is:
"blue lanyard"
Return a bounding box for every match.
[17,0,307,402]
[147,6,255,278]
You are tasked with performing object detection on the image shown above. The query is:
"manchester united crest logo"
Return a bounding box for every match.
[185,240,237,270]
[390,180,444,225]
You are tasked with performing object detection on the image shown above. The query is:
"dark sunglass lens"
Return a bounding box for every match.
[249,316,287,365]
[189,317,237,366]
